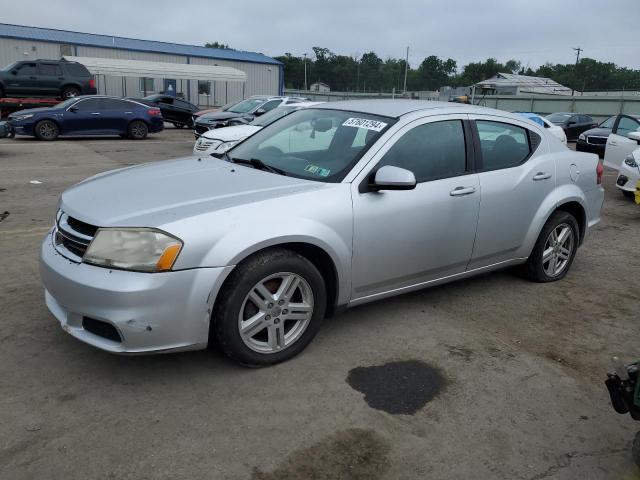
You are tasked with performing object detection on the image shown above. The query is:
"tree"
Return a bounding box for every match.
[204,41,232,50]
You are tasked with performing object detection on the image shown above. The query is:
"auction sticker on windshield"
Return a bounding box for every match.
[342,118,387,132]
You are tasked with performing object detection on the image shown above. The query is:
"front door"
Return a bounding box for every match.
[63,98,108,135]
[604,115,640,170]
[351,115,480,300]
[6,62,39,96]
[467,115,555,269]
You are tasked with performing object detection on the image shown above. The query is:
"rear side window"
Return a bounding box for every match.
[476,121,531,171]
[101,99,131,110]
[616,117,640,137]
[40,64,63,76]
[376,120,467,183]
[64,63,90,76]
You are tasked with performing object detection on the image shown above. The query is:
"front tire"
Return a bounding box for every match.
[34,120,60,141]
[127,120,148,140]
[213,248,326,367]
[622,190,635,199]
[524,211,579,282]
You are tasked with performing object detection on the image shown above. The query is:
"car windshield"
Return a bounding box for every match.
[1,61,17,71]
[227,98,267,114]
[229,108,395,182]
[599,116,616,128]
[546,113,572,122]
[55,97,85,109]
[249,106,297,127]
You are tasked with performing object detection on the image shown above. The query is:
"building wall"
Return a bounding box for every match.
[0,38,280,106]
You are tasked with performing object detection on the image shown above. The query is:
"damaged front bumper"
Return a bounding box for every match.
[40,230,231,354]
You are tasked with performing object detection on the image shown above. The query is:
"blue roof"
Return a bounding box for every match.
[0,23,281,66]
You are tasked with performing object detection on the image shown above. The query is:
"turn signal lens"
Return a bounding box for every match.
[156,244,182,271]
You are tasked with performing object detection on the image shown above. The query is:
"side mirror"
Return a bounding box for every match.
[254,108,266,116]
[628,131,640,144]
[69,106,79,113]
[371,165,417,191]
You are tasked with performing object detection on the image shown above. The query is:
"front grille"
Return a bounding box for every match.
[586,136,607,145]
[195,139,221,152]
[54,211,97,260]
[82,317,122,343]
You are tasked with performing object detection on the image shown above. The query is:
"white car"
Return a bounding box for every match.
[615,132,640,197]
[193,102,323,156]
[540,116,567,145]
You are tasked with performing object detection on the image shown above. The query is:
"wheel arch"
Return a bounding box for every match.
[555,201,586,245]
[34,116,62,136]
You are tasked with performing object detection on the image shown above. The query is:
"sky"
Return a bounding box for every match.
[3,0,640,70]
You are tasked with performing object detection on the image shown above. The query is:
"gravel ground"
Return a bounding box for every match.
[1,130,639,479]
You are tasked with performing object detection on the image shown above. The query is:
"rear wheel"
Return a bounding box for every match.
[172,122,185,129]
[127,120,148,140]
[524,211,579,282]
[34,120,59,141]
[622,190,634,199]
[213,248,326,366]
[61,86,80,99]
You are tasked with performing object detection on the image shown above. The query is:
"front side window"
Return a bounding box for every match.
[476,121,531,171]
[260,100,282,113]
[74,98,102,111]
[600,116,616,129]
[376,120,467,182]
[227,98,267,113]
[616,117,640,137]
[17,63,37,75]
[229,108,394,182]
[250,106,296,127]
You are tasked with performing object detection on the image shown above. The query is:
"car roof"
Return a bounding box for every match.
[314,99,527,120]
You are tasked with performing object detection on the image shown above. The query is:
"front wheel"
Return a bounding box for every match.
[127,120,148,140]
[34,120,60,141]
[524,211,579,282]
[213,248,326,366]
[622,190,635,199]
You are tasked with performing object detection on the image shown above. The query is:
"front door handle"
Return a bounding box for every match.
[533,172,551,181]
[450,186,476,196]
[609,140,617,146]
[90,112,101,115]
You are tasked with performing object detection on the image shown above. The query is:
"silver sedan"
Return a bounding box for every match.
[40,100,604,366]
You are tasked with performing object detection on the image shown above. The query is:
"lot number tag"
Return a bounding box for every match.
[342,118,387,132]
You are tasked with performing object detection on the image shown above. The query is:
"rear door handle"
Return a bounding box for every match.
[450,186,476,196]
[533,172,551,181]
[609,141,617,146]
[90,112,101,115]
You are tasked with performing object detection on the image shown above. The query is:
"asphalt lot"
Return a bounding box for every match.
[1,129,639,480]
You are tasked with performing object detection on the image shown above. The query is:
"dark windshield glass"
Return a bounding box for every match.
[546,113,572,122]
[229,108,395,183]
[599,116,616,129]
[250,106,297,127]
[228,98,267,114]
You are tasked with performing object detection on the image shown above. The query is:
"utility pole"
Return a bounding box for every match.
[572,47,583,96]
[403,46,409,95]
[303,53,308,91]
[356,58,360,92]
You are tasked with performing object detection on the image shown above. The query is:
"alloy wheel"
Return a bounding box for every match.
[238,272,314,354]
[38,121,57,140]
[542,223,574,277]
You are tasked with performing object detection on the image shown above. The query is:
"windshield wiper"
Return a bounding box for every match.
[229,157,287,176]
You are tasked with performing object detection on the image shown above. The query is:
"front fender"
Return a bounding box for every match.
[517,183,587,258]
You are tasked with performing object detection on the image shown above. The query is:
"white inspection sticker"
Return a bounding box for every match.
[342,117,387,132]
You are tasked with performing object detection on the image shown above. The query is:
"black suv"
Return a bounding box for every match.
[139,94,199,128]
[0,59,96,99]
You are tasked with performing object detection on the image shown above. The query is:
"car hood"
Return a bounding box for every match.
[196,111,246,122]
[60,157,323,228]
[8,107,54,117]
[581,127,611,137]
[200,124,262,141]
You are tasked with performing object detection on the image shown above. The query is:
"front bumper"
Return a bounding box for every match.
[6,119,35,136]
[40,231,232,354]
[576,139,605,156]
[615,162,640,193]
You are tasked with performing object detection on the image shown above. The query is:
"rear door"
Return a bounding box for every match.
[467,115,553,269]
[157,97,177,122]
[38,63,64,96]
[350,114,480,299]
[98,98,133,133]
[604,115,640,170]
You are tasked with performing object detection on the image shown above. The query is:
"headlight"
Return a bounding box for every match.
[624,154,638,168]
[83,228,183,272]
[216,140,239,152]
[578,133,586,141]
[12,114,34,121]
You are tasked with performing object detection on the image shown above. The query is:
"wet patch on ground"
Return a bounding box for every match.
[347,360,446,415]
[251,428,390,480]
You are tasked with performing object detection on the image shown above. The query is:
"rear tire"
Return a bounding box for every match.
[633,431,640,468]
[34,120,60,141]
[213,248,326,367]
[61,86,80,99]
[622,190,635,199]
[172,122,185,129]
[127,120,148,140]
[524,211,579,282]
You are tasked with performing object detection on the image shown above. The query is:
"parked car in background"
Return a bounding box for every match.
[193,95,308,137]
[8,95,163,140]
[140,94,198,128]
[576,116,617,156]
[603,115,640,170]
[546,113,597,141]
[193,102,323,156]
[41,100,603,366]
[516,112,567,144]
[0,120,13,138]
[614,132,640,198]
[0,59,96,99]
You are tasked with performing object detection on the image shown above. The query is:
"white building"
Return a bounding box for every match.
[475,73,571,96]
[0,23,283,106]
[310,82,330,92]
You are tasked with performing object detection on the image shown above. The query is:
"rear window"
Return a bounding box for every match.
[64,63,91,76]
[476,121,532,171]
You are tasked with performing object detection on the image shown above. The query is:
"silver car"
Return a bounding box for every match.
[40,100,604,366]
